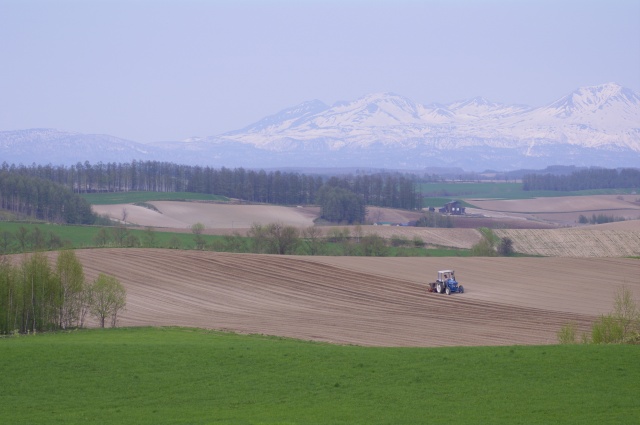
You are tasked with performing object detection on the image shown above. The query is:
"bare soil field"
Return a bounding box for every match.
[92,202,480,248]
[91,197,640,254]
[92,202,319,229]
[468,195,640,226]
[327,226,482,249]
[495,228,640,257]
[38,249,640,347]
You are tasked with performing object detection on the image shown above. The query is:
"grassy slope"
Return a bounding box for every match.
[1,328,638,425]
[0,222,473,256]
[81,191,228,205]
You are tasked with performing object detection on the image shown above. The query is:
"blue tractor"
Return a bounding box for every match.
[429,270,464,295]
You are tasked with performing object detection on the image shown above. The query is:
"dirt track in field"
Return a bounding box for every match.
[63,249,640,347]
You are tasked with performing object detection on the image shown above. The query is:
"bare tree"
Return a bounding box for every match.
[302,226,324,255]
[248,222,300,254]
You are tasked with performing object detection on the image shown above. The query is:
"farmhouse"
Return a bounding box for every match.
[439,201,466,215]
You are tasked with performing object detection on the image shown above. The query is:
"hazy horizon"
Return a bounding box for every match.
[1,0,638,143]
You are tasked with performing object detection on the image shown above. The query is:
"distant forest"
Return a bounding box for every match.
[0,161,421,224]
[522,168,640,191]
[0,172,94,224]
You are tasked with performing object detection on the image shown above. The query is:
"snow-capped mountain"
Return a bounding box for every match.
[1,83,639,170]
[206,82,640,169]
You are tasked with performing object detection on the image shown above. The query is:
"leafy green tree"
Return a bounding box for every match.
[591,315,624,344]
[20,252,58,332]
[90,274,126,328]
[15,226,29,251]
[191,222,206,250]
[168,235,182,249]
[31,227,46,251]
[0,230,14,253]
[142,226,157,248]
[316,186,365,224]
[111,224,128,247]
[55,250,86,329]
[612,286,639,342]
[360,234,388,256]
[47,231,64,250]
[326,227,349,243]
[301,226,325,255]
[248,223,300,254]
[93,228,111,247]
[591,286,639,344]
[125,233,141,247]
[0,258,19,333]
[471,228,498,256]
[556,322,578,344]
[497,237,514,256]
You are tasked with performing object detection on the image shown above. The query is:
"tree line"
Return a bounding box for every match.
[522,167,640,191]
[0,250,126,334]
[0,171,95,224]
[2,161,420,211]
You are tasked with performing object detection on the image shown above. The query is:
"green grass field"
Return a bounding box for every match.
[80,191,228,205]
[0,221,220,251]
[419,182,638,202]
[0,221,473,257]
[1,327,637,424]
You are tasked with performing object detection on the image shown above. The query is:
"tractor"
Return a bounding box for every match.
[428,270,464,295]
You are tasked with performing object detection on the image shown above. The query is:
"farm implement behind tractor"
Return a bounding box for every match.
[428,270,464,295]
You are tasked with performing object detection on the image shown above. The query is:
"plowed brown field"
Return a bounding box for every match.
[468,195,640,226]
[43,249,640,347]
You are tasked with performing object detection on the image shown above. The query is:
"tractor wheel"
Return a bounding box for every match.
[445,286,451,295]
[436,283,442,293]
[459,285,464,294]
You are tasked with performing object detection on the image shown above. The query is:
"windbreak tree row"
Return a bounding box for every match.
[2,161,421,210]
[523,167,640,191]
[0,172,94,224]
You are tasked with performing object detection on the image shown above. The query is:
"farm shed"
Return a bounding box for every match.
[439,201,466,215]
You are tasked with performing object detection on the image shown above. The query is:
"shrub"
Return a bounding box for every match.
[497,237,514,256]
[557,322,578,344]
[412,236,425,248]
[591,315,624,344]
[559,286,639,345]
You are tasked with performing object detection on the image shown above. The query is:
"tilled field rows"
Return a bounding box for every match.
[496,229,640,257]
[60,249,640,347]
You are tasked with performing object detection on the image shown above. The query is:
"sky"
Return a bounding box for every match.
[1,0,639,143]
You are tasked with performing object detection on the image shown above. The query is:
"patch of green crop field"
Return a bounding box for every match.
[1,327,637,424]
[0,222,226,252]
[81,191,228,205]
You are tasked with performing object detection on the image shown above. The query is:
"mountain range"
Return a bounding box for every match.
[2,82,639,171]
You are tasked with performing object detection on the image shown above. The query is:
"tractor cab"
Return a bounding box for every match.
[438,270,456,284]
[431,269,464,295]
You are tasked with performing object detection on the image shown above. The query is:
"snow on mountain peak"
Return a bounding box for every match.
[547,82,637,116]
[219,82,640,153]
[229,99,330,135]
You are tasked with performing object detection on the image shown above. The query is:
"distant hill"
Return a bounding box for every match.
[2,83,639,171]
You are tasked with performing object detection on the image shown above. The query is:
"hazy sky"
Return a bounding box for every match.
[1,0,638,143]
